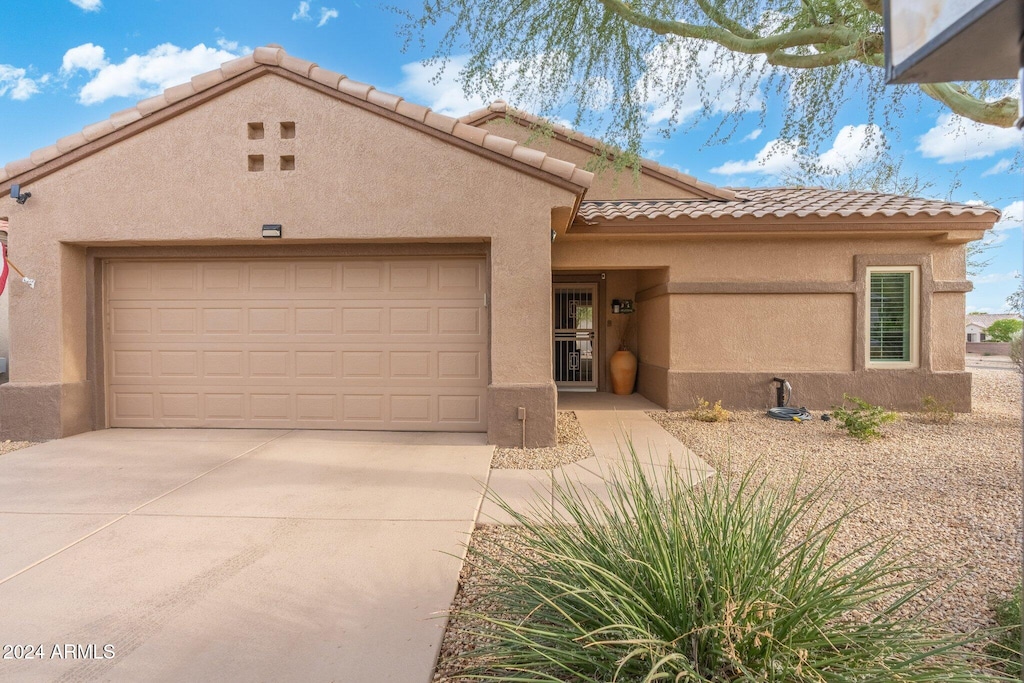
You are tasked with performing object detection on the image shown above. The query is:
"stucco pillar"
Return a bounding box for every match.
[0,239,91,439]
[487,232,557,447]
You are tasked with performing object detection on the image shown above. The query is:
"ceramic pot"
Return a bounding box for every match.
[610,350,637,395]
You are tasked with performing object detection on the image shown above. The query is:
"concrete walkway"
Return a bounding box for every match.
[0,429,493,683]
[481,393,714,524]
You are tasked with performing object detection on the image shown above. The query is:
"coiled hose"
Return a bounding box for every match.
[767,406,813,421]
[767,380,813,420]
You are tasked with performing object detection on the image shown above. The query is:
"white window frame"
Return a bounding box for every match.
[866,265,920,369]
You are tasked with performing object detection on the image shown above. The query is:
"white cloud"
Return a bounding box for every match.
[973,270,1020,284]
[216,37,239,52]
[711,124,885,177]
[710,138,801,176]
[317,7,339,27]
[981,158,1013,177]
[61,43,106,73]
[816,124,886,172]
[395,56,490,116]
[62,42,241,105]
[741,128,762,142]
[996,200,1023,228]
[68,0,102,11]
[981,200,1024,245]
[917,113,1022,163]
[0,65,42,101]
[292,1,311,20]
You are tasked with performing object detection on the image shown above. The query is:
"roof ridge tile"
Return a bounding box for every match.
[220,54,257,80]
[461,101,735,201]
[309,66,344,89]
[191,69,226,93]
[0,45,593,192]
[253,46,284,65]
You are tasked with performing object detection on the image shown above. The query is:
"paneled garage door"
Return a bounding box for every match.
[105,258,488,431]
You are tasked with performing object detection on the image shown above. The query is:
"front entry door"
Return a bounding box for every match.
[553,284,598,390]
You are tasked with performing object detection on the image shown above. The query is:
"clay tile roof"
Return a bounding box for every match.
[0,46,593,192]
[459,101,735,201]
[966,313,1021,327]
[575,187,1000,224]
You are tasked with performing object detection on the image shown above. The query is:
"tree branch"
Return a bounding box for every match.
[919,83,1018,128]
[595,0,861,52]
[598,0,1016,129]
[767,44,862,68]
[693,0,758,40]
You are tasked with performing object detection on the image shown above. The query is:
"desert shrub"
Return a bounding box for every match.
[831,393,897,440]
[986,318,1023,342]
[690,397,731,422]
[1010,331,1023,373]
[986,586,1022,676]
[454,447,1009,681]
[921,395,955,424]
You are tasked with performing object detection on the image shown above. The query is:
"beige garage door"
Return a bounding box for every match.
[105,257,488,431]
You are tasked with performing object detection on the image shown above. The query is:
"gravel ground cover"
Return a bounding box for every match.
[0,440,36,456]
[648,367,1021,635]
[435,526,526,681]
[491,410,593,469]
[435,369,1021,679]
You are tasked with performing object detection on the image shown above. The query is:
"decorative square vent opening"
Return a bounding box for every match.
[280,122,296,139]
[280,155,296,171]
[247,122,265,140]
[248,155,265,172]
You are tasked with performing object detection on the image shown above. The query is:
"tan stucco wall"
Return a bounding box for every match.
[637,293,670,369]
[669,293,854,372]
[478,119,699,201]
[554,235,971,410]
[603,269,638,366]
[553,237,967,282]
[3,72,578,443]
[932,293,968,371]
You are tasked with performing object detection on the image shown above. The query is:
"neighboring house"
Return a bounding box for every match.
[0,46,998,445]
[965,313,1019,342]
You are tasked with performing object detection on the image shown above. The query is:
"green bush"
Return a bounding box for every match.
[986,586,1022,676]
[454,447,1008,681]
[831,393,897,440]
[985,318,1023,342]
[1010,331,1022,373]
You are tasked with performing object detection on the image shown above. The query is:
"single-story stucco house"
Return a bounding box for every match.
[965,313,1019,342]
[0,46,999,446]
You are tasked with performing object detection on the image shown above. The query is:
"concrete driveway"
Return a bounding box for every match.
[0,429,493,682]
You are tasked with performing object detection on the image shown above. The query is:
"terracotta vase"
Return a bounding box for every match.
[610,350,637,395]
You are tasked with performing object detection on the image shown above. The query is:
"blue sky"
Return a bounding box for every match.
[1,0,1020,311]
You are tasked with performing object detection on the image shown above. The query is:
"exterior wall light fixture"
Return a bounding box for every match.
[262,224,282,238]
[9,185,30,205]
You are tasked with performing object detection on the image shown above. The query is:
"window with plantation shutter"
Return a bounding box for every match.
[867,267,918,367]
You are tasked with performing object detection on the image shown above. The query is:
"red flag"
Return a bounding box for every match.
[0,243,9,297]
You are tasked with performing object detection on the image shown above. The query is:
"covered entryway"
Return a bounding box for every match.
[553,283,598,390]
[105,257,488,431]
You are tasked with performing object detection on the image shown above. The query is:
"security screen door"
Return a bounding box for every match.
[553,284,597,389]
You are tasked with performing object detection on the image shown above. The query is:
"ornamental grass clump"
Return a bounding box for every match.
[453,443,1011,681]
